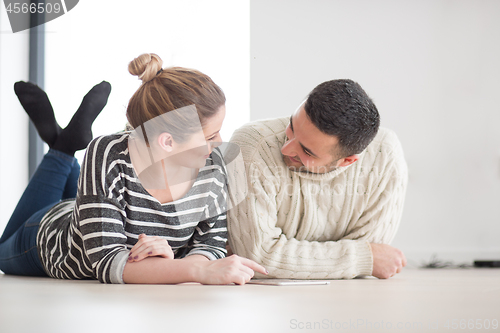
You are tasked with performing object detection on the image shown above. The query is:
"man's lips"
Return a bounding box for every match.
[288,156,300,163]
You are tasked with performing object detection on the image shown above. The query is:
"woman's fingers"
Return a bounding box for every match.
[234,255,268,275]
[238,262,256,279]
[128,235,174,262]
[202,255,268,285]
[129,233,147,254]
[130,244,174,262]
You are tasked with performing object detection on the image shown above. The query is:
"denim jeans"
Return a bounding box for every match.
[0,149,80,276]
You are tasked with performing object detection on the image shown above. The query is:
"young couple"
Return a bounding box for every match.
[0,52,408,284]
[0,53,266,284]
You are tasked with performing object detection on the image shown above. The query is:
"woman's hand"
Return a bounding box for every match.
[128,234,174,263]
[194,254,268,285]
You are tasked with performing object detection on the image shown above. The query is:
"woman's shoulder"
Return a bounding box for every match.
[79,132,134,198]
[196,147,227,184]
[87,132,130,152]
[82,131,132,177]
[85,132,130,162]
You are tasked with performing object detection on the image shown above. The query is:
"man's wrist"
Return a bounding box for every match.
[356,241,374,276]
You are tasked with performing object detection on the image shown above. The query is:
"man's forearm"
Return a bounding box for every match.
[233,233,373,279]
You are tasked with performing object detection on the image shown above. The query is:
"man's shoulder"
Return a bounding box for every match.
[366,127,403,154]
[230,117,288,160]
[360,127,407,176]
[231,117,289,141]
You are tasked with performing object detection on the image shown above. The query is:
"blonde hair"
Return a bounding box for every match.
[126,53,225,142]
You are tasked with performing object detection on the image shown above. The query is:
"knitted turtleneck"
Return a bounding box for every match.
[228,117,408,279]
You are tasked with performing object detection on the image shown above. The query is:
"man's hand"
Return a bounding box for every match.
[369,243,407,279]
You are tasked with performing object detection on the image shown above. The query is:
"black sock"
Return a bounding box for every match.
[53,81,112,156]
[14,81,62,147]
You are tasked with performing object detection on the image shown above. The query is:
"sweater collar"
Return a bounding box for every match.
[289,160,354,181]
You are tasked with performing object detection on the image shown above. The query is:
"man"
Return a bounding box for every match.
[227,79,408,279]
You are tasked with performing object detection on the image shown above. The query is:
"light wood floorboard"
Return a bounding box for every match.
[0,268,499,333]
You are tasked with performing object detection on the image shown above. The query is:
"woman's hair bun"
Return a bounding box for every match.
[128,53,163,84]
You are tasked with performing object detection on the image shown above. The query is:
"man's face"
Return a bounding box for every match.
[281,105,341,174]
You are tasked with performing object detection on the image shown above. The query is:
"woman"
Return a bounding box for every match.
[0,53,267,284]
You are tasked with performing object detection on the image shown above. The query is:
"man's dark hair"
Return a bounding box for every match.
[304,79,380,158]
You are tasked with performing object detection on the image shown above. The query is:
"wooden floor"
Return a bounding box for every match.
[0,268,499,333]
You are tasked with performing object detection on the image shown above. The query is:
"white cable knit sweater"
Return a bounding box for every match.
[227,117,408,279]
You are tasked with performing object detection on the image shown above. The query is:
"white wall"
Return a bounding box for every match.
[45,0,250,163]
[0,0,250,235]
[250,0,500,263]
[0,8,29,234]
[3,0,500,265]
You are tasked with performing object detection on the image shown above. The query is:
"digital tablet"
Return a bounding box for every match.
[246,279,330,286]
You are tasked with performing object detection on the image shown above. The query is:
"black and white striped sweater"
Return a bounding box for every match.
[37,132,228,284]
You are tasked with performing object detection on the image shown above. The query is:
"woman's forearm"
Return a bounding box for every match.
[122,256,204,284]
[122,254,267,285]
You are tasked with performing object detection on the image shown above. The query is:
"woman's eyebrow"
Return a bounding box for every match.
[206,130,220,138]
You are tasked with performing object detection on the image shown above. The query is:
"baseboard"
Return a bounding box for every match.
[400,248,500,267]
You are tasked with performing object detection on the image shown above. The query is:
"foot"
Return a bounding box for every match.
[53,81,112,156]
[14,81,62,147]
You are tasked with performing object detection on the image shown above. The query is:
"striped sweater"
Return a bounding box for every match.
[37,132,228,284]
[228,117,408,279]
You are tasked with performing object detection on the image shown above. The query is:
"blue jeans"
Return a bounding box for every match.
[0,149,80,276]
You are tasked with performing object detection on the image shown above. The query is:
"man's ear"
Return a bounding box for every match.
[157,132,174,153]
[336,154,359,167]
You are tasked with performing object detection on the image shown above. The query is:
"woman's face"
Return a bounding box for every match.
[168,105,226,169]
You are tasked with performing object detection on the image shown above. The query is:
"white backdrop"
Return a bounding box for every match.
[2,0,500,265]
[45,0,250,163]
[250,0,500,263]
[0,0,250,235]
[0,7,29,235]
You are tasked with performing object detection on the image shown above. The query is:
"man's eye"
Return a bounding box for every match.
[303,150,312,157]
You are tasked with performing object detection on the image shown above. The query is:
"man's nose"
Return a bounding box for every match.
[281,137,296,156]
